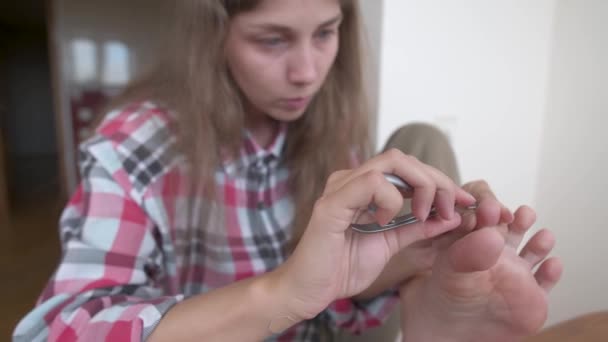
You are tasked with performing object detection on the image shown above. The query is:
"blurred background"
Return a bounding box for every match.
[0,0,606,340]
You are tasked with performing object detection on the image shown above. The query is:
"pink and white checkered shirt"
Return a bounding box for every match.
[13,101,397,341]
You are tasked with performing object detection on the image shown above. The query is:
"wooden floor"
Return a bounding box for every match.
[1,193,62,341]
[1,195,606,341]
[525,311,608,342]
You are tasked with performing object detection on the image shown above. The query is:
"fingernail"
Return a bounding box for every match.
[418,211,428,222]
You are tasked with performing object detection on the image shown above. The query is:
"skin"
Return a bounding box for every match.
[149,1,563,341]
[225,0,342,146]
[400,195,563,342]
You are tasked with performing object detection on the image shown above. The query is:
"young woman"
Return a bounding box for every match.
[14,1,562,341]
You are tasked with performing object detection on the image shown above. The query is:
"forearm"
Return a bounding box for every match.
[148,270,299,342]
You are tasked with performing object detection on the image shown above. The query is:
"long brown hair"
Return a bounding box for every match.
[108,0,371,245]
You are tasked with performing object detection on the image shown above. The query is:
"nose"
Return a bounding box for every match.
[287,43,318,86]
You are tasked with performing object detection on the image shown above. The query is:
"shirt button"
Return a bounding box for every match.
[257,202,265,210]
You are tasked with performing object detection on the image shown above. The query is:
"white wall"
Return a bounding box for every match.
[535,0,608,326]
[376,0,556,209]
[372,0,608,329]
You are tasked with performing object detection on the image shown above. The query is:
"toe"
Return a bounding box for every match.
[506,206,536,249]
[534,257,563,293]
[475,198,502,228]
[519,228,555,268]
[445,227,505,273]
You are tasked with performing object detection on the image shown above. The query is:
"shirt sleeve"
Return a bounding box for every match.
[320,289,399,335]
[12,139,182,342]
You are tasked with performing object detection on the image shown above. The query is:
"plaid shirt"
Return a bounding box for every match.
[13,101,397,341]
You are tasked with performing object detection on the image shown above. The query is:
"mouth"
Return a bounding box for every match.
[279,96,312,111]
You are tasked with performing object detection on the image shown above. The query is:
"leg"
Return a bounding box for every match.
[383,122,460,184]
[333,123,461,342]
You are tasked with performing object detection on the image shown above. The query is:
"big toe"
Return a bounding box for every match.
[444,227,505,273]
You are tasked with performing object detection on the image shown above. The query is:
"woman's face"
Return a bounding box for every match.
[225,0,342,123]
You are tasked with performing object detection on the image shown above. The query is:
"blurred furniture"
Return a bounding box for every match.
[49,0,170,195]
[526,311,608,342]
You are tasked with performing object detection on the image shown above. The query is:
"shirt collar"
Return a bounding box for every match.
[222,122,288,177]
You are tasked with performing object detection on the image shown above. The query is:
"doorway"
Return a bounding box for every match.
[0,1,63,339]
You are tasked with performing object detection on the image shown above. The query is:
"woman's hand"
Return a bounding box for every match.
[350,179,515,300]
[272,149,476,321]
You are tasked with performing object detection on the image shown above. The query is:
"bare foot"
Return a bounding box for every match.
[399,206,563,342]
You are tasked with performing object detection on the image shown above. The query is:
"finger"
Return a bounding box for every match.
[383,213,462,253]
[323,170,354,196]
[374,149,437,222]
[423,164,476,205]
[421,164,475,221]
[336,149,474,222]
[417,164,455,220]
[534,257,563,293]
[405,157,476,222]
[317,170,404,233]
[337,149,438,221]
[505,206,537,249]
[519,229,555,269]
[464,180,513,228]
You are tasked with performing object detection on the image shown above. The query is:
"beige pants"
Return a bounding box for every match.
[330,123,461,342]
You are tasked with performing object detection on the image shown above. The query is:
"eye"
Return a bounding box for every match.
[315,28,337,41]
[258,36,286,48]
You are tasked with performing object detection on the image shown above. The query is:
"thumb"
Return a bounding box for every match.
[383,214,462,254]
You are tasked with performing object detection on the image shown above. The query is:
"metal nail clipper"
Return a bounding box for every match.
[350,173,477,233]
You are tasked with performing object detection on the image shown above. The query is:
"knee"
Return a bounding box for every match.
[384,122,451,151]
[382,122,460,183]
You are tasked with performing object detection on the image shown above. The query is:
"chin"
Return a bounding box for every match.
[270,107,309,122]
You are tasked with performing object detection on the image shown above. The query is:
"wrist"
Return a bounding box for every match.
[252,266,310,334]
